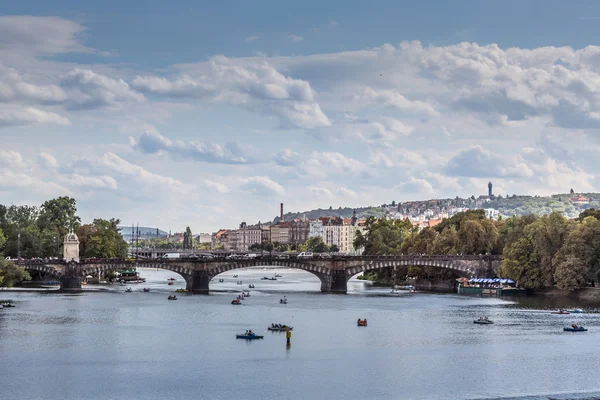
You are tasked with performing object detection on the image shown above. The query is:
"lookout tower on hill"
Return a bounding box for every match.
[63,231,80,262]
[488,182,493,198]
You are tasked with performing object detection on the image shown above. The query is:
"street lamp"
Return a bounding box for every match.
[17,233,21,259]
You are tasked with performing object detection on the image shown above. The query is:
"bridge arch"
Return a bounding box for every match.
[23,264,63,279]
[206,260,334,292]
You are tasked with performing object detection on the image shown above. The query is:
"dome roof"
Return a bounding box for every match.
[65,231,79,242]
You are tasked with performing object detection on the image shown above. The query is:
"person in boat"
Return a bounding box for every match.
[572,324,578,329]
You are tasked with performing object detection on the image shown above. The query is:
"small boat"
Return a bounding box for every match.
[473,318,494,325]
[168,281,174,286]
[237,281,243,285]
[233,275,238,278]
[231,299,242,305]
[248,284,255,289]
[357,319,368,327]
[261,277,270,280]
[279,298,287,304]
[168,278,177,281]
[1,303,16,308]
[390,289,401,294]
[143,288,150,292]
[236,334,264,340]
[219,279,224,283]
[567,308,584,313]
[275,274,282,278]
[551,310,570,315]
[168,295,177,300]
[269,277,277,281]
[268,325,293,332]
[125,287,132,292]
[564,325,587,332]
[242,292,250,297]
[175,289,189,293]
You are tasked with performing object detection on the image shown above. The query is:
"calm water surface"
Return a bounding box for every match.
[2,268,600,400]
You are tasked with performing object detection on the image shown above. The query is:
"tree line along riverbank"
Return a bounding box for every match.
[354,209,600,294]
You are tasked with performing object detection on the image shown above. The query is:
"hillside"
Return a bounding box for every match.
[274,193,600,222]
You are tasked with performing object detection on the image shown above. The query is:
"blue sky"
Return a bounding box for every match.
[2,1,600,232]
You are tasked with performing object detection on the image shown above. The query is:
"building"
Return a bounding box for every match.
[270,223,291,244]
[236,222,262,251]
[484,208,500,220]
[211,229,229,249]
[197,233,211,244]
[290,218,310,246]
[488,182,493,198]
[308,219,323,238]
[569,195,590,205]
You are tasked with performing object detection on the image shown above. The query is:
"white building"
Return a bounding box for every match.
[308,219,323,238]
[237,224,262,251]
[197,233,211,244]
[484,208,500,220]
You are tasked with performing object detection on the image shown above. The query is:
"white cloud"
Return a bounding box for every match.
[289,34,304,42]
[39,152,59,169]
[395,177,434,194]
[132,56,330,129]
[244,36,259,43]
[58,173,118,190]
[0,149,27,169]
[0,106,69,127]
[131,131,254,164]
[0,16,93,55]
[60,68,144,109]
[445,145,534,178]
[358,87,438,118]
[240,176,285,196]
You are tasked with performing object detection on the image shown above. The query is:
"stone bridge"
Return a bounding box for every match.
[17,254,502,294]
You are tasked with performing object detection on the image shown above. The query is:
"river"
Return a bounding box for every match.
[1,267,600,400]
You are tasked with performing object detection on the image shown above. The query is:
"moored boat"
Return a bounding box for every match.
[231,299,242,305]
[474,318,493,325]
[357,319,368,327]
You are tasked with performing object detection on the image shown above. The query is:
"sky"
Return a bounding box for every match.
[3,1,600,233]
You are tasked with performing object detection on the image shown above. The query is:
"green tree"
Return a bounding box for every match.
[0,227,5,256]
[305,236,330,253]
[430,226,458,255]
[330,244,340,253]
[37,197,81,238]
[0,259,31,288]
[553,217,600,292]
[183,226,193,250]
[77,219,128,258]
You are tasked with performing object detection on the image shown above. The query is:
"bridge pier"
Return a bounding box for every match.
[186,271,210,294]
[320,270,347,294]
[60,261,82,292]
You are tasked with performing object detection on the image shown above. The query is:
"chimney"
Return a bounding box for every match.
[280,203,284,222]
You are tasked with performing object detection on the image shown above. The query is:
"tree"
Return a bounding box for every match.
[249,243,262,251]
[77,219,128,258]
[0,228,5,256]
[183,226,193,250]
[391,200,396,207]
[305,236,330,253]
[0,259,31,288]
[330,244,340,253]
[37,197,81,238]
[578,208,600,222]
